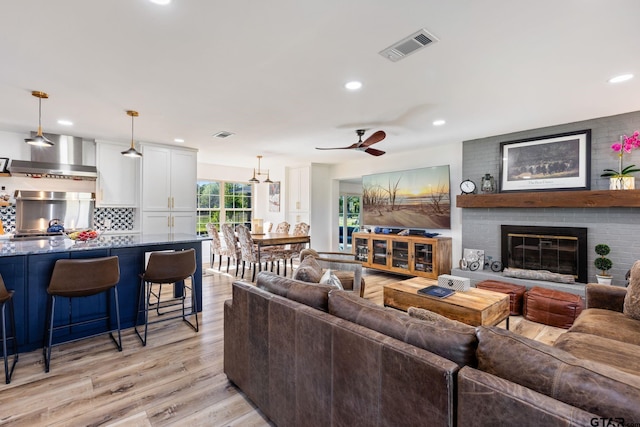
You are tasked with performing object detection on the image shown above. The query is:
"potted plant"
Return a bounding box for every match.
[594,243,613,284]
[601,131,640,190]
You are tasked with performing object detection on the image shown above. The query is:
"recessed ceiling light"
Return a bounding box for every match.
[57,119,73,126]
[432,119,446,126]
[174,138,185,143]
[149,0,171,5]
[608,74,634,83]
[345,81,362,90]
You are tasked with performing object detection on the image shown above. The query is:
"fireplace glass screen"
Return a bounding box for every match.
[507,233,578,277]
[501,225,587,283]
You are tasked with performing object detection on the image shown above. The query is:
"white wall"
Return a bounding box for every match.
[327,141,463,261]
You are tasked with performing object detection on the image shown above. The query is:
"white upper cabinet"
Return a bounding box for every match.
[95,140,139,207]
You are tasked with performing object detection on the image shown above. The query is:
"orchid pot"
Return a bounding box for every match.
[601,132,640,190]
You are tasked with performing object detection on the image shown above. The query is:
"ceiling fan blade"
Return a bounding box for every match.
[316,143,359,150]
[365,147,385,156]
[360,130,386,147]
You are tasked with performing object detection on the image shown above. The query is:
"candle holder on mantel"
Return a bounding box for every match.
[481,173,496,193]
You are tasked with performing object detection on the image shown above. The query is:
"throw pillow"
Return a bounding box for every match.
[623,260,640,320]
[299,248,320,261]
[319,269,344,290]
[292,255,323,283]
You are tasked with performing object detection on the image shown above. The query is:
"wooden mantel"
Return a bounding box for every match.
[456,189,640,208]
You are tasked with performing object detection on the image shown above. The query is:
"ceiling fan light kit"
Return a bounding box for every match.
[316,129,387,156]
[25,91,55,147]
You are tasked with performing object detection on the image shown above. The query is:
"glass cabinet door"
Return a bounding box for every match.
[354,237,369,263]
[391,240,410,272]
[371,238,388,266]
[413,242,434,273]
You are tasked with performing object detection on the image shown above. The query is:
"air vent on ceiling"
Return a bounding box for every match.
[379,28,439,62]
[213,131,235,139]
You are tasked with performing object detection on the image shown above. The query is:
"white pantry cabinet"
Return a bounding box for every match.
[141,144,197,234]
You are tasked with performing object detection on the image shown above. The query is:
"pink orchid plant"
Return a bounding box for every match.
[601,131,640,177]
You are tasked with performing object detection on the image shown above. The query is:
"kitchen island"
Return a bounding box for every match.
[0,233,207,352]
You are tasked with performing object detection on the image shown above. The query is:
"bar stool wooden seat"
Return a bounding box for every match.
[0,274,18,384]
[43,256,122,373]
[135,248,199,346]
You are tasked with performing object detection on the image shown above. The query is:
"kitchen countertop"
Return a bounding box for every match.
[0,233,211,256]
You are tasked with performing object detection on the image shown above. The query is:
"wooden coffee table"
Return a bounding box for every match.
[383,277,510,328]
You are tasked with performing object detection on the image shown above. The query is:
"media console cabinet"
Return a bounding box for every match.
[352,231,451,279]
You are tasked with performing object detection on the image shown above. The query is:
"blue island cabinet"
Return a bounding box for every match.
[0,234,206,353]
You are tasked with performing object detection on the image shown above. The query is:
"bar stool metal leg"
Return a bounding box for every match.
[2,295,18,384]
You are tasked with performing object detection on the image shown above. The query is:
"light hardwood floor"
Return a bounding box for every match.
[0,262,566,426]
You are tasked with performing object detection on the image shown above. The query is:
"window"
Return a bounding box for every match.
[196,180,253,235]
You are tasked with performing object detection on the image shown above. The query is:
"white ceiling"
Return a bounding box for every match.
[1,1,639,169]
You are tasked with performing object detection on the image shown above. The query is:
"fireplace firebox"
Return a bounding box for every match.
[501,225,588,283]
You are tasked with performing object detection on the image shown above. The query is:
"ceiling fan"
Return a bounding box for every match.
[316,129,387,156]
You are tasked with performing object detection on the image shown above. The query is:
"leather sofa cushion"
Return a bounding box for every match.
[256,271,333,312]
[328,290,477,367]
[292,256,323,283]
[553,332,640,375]
[624,260,640,320]
[476,326,640,421]
[568,308,640,346]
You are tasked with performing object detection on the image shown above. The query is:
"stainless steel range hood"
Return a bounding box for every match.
[8,133,98,180]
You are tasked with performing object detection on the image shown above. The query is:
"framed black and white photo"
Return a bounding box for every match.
[0,158,8,173]
[499,130,591,192]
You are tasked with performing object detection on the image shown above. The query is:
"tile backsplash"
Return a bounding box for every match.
[0,206,134,233]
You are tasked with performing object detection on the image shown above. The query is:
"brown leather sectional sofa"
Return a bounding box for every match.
[224,273,640,426]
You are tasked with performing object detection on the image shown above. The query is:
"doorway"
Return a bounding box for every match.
[338,195,361,252]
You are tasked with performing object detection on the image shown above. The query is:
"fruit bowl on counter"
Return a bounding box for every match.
[66,229,101,242]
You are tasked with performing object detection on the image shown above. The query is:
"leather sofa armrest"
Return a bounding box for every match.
[316,251,357,261]
[586,283,626,312]
[314,258,363,297]
[457,367,598,426]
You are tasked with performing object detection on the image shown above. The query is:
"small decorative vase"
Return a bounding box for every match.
[596,274,612,285]
[609,176,635,190]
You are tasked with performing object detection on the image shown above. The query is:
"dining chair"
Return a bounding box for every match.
[282,222,310,276]
[236,225,275,281]
[221,223,241,274]
[206,223,223,270]
[261,221,291,273]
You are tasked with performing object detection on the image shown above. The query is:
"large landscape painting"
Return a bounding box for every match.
[362,165,451,229]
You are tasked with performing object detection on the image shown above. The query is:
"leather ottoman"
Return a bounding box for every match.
[523,286,584,329]
[476,280,527,315]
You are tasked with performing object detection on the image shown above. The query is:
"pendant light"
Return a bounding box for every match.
[121,110,142,158]
[248,155,272,183]
[24,91,54,147]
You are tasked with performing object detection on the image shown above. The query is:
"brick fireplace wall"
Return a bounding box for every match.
[460,110,640,285]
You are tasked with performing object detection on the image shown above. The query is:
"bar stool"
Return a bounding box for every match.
[135,248,199,346]
[43,256,122,373]
[0,274,18,384]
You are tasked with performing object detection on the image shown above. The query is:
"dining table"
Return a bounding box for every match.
[250,232,311,271]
